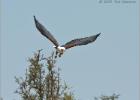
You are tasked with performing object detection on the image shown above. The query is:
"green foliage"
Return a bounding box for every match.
[15,50,119,100]
[15,50,74,100]
[94,94,120,100]
[63,93,75,100]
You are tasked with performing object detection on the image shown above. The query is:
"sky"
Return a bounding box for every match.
[1,0,139,100]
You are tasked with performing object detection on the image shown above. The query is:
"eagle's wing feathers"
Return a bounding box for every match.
[62,33,101,49]
[34,16,59,47]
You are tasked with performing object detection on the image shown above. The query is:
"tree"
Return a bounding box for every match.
[15,50,119,100]
[94,94,120,100]
[15,50,74,100]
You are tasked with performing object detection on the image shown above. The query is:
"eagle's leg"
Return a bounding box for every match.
[55,51,58,58]
[59,53,63,57]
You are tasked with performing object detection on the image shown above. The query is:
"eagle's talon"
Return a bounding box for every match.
[54,51,58,58]
[59,53,63,57]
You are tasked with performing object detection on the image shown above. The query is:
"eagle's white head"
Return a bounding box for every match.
[53,46,66,53]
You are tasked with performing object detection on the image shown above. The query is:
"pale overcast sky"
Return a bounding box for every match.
[1,0,139,100]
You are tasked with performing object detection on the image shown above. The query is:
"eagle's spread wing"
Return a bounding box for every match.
[34,16,59,47]
[62,33,101,49]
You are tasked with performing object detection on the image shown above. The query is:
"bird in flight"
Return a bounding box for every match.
[34,16,101,58]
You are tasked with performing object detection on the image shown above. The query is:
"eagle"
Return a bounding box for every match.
[34,16,101,58]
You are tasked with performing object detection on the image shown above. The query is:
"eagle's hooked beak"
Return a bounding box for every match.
[53,45,57,49]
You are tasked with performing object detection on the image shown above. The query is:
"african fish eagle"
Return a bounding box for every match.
[34,16,101,58]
